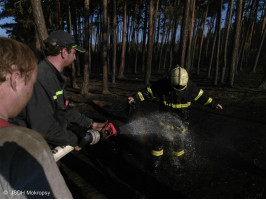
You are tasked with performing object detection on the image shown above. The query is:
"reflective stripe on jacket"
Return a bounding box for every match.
[133,78,217,121]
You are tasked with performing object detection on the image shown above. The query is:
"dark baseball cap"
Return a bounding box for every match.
[46,30,86,53]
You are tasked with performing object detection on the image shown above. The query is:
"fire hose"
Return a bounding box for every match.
[52,122,119,162]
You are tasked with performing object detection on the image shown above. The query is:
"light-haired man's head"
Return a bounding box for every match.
[0,37,37,84]
[0,37,38,118]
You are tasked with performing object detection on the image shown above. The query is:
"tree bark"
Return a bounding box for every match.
[238,0,257,71]
[208,32,217,78]
[55,0,62,30]
[102,0,110,94]
[221,0,234,83]
[30,0,48,46]
[158,20,166,72]
[253,26,266,73]
[178,0,190,68]
[112,0,117,83]
[214,0,222,86]
[118,0,127,79]
[141,1,148,72]
[145,0,155,85]
[81,0,90,95]
[229,0,243,87]
[185,0,195,72]
[196,2,209,75]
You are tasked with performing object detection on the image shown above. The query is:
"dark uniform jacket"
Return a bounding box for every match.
[133,77,218,122]
[14,59,93,147]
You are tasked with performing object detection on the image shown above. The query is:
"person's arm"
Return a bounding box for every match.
[129,78,164,104]
[190,81,223,110]
[25,82,79,147]
[64,101,107,131]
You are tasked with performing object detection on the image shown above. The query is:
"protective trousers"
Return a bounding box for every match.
[151,121,188,169]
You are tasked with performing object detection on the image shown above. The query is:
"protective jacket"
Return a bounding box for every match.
[133,77,218,122]
[13,59,93,147]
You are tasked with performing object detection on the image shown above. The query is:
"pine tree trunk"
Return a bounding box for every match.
[152,0,160,69]
[158,22,166,72]
[55,0,62,29]
[238,0,257,71]
[30,0,48,44]
[208,32,217,78]
[131,1,138,74]
[81,0,90,95]
[252,26,266,73]
[179,0,190,68]
[112,0,117,83]
[229,0,243,87]
[214,0,222,86]
[102,0,110,94]
[134,3,141,74]
[163,31,171,70]
[185,0,195,71]
[145,0,155,85]
[141,2,148,72]
[170,19,178,68]
[221,0,234,83]
[196,2,209,75]
[118,0,127,79]
[190,18,199,71]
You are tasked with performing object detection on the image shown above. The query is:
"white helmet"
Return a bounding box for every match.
[169,66,189,91]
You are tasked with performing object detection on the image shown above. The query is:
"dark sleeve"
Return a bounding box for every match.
[24,82,79,147]
[65,107,93,128]
[133,79,164,102]
[190,81,217,109]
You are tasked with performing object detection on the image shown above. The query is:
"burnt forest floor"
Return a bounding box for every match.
[60,69,266,199]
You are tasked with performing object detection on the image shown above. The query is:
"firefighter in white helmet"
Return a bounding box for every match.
[128,65,223,173]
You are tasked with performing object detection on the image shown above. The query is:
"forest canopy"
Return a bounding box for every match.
[0,0,265,92]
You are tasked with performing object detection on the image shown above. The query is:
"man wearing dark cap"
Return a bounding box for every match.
[13,30,105,151]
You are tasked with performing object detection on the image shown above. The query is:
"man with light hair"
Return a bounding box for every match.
[0,37,72,198]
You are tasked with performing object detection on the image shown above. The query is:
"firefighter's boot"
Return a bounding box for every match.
[171,149,185,170]
[150,148,164,174]
[151,155,162,174]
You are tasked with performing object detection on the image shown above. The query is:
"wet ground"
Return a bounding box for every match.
[60,72,266,198]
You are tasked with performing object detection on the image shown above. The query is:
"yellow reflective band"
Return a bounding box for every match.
[152,149,164,156]
[204,97,213,106]
[175,126,182,131]
[194,89,203,101]
[72,45,86,53]
[182,128,188,133]
[53,90,64,100]
[165,125,175,130]
[162,101,169,106]
[163,101,191,108]
[137,92,145,101]
[147,86,154,98]
[174,150,185,157]
[159,121,165,127]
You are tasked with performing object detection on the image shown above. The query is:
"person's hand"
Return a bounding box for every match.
[216,104,223,109]
[74,146,82,151]
[128,97,135,104]
[92,121,107,131]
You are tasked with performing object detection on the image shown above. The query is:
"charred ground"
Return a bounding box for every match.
[60,70,266,199]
